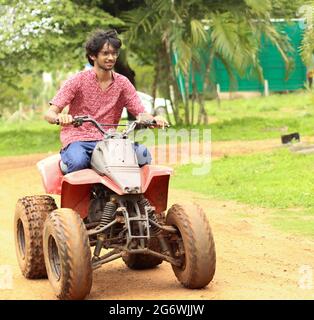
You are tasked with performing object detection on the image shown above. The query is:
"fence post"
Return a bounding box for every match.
[264,79,269,96]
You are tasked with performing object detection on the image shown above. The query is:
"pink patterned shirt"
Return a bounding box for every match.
[50,69,145,148]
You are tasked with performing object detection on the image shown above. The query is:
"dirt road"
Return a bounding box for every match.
[1,139,314,300]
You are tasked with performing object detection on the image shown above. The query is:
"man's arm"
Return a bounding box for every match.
[44,105,73,126]
[45,73,79,125]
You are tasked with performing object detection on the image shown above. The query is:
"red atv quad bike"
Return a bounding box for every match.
[14,115,216,300]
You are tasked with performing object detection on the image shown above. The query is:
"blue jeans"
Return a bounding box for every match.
[60,141,152,174]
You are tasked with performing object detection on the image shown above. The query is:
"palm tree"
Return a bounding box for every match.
[122,0,292,125]
[299,1,314,67]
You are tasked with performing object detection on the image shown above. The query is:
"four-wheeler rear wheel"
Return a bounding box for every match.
[122,237,163,269]
[43,208,92,300]
[166,203,216,289]
[14,195,57,279]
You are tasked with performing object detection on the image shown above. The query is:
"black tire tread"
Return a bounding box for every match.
[44,208,92,300]
[166,203,216,288]
[14,195,57,279]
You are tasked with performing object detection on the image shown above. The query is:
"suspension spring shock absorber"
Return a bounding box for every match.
[138,197,159,234]
[93,199,117,260]
[98,200,117,230]
[138,197,171,255]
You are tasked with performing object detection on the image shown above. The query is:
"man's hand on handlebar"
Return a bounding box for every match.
[153,115,169,128]
[55,114,73,126]
[136,113,169,129]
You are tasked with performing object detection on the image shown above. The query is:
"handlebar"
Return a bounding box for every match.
[55,115,168,137]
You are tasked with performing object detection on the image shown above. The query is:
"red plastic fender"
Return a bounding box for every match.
[61,169,123,219]
[37,154,173,218]
[37,154,63,195]
[141,165,173,214]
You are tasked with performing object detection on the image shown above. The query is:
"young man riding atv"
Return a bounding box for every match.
[45,29,167,173]
[14,29,216,300]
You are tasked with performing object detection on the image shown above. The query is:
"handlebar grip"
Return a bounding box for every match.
[54,116,92,127]
[145,120,170,128]
[136,119,170,129]
[135,120,155,129]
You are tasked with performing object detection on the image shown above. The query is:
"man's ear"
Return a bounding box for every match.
[89,55,96,62]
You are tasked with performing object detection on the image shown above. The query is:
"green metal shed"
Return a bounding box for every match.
[176,20,307,94]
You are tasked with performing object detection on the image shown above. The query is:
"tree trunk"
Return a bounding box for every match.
[191,66,197,125]
[153,48,172,125]
[162,40,182,125]
[196,48,216,125]
[115,54,137,121]
[184,73,190,125]
[196,90,202,125]
[191,92,195,126]
[151,52,160,105]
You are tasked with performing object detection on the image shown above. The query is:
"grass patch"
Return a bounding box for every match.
[0,129,60,156]
[269,209,314,238]
[205,91,314,120]
[203,91,314,141]
[171,148,314,238]
[0,119,60,156]
[171,148,314,209]
[209,116,314,141]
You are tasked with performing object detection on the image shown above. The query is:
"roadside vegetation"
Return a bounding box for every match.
[171,148,314,238]
[0,118,59,156]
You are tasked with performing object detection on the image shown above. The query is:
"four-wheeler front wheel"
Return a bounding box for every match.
[43,208,92,300]
[166,203,216,289]
[14,195,57,278]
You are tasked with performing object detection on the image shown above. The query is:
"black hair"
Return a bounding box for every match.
[85,29,122,66]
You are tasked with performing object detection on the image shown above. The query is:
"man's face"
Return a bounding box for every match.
[91,43,119,71]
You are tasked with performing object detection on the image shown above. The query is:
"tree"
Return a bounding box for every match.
[298,1,314,67]
[271,0,307,18]
[0,0,123,73]
[0,0,304,119]
[122,0,296,125]
[0,0,123,111]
